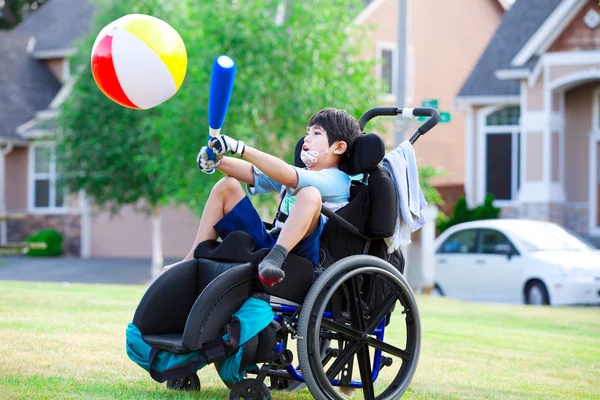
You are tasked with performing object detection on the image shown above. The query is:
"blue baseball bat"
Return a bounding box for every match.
[205,55,237,173]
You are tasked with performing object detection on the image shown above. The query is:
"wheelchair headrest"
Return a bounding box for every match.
[294,133,385,175]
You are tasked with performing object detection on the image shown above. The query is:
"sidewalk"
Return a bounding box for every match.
[0,256,179,285]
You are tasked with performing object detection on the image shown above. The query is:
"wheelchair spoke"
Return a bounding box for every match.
[347,276,367,332]
[320,319,362,341]
[365,336,411,360]
[356,344,375,400]
[325,341,361,381]
[367,286,402,333]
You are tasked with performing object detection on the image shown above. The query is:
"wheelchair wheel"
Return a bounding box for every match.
[166,373,201,391]
[297,255,421,400]
[229,379,272,400]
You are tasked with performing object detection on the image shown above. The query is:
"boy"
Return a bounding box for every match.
[164,108,361,286]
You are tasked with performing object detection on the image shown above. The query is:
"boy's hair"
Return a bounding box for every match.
[308,108,361,155]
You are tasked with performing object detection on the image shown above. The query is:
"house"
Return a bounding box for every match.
[356,0,507,216]
[456,0,600,239]
[1,0,201,258]
[1,0,508,258]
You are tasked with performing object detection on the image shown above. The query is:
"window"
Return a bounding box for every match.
[478,229,516,255]
[438,229,478,254]
[484,106,521,201]
[380,48,394,95]
[30,144,65,210]
[376,42,413,102]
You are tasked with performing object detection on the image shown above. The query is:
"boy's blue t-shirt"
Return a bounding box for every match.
[247,166,351,228]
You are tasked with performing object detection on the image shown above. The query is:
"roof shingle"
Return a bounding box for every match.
[13,0,95,56]
[0,31,61,141]
[457,0,562,98]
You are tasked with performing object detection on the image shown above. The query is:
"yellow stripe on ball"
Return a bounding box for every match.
[122,15,187,90]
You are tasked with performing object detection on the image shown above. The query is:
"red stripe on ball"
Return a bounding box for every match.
[91,34,139,109]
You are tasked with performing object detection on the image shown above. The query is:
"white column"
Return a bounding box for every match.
[421,205,438,293]
[79,190,91,258]
[464,108,474,208]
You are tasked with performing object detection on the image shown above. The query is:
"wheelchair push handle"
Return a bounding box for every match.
[358,107,441,144]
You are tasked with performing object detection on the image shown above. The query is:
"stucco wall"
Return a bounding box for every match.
[89,204,201,259]
[360,0,503,185]
[44,59,65,82]
[5,147,28,211]
[526,132,544,182]
[564,83,597,202]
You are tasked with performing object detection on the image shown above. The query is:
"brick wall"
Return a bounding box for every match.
[7,214,81,255]
[564,203,589,235]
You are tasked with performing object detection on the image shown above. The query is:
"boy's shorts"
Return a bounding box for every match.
[213,196,325,266]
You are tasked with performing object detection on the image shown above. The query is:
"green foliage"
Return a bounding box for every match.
[0,0,47,29]
[56,0,177,216]
[418,166,444,206]
[57,0,379,216]
[436,194,501,234]
[26,229,63,257]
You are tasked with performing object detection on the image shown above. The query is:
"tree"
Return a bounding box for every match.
[57,0,181,279]
[57,0,380,278]
[151,0,381,208]
[0,0,47,29]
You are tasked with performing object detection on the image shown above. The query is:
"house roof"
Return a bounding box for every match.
[0,31,61,142]
[457,0,562,99]
[13,0,95,58]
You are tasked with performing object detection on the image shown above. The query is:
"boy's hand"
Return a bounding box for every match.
[197,146,222,172]
[209,135,246,157]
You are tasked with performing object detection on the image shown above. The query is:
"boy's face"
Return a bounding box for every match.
[302,125,346,169]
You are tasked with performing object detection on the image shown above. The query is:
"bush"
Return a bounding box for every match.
[436,194,501,234]
[26,229,63,257]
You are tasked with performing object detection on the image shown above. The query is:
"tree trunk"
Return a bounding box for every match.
[150,208,164,281]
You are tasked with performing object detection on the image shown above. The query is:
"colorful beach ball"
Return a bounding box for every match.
[91,14,187,110]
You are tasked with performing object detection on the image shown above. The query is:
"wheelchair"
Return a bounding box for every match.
[130,107,440,399]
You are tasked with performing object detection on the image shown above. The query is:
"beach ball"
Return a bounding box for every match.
[91,14,187,110]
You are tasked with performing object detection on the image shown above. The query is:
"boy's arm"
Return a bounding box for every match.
[241,146,299,189]
[216,156,255,185]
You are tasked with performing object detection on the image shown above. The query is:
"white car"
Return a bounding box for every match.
[433,219,600,306]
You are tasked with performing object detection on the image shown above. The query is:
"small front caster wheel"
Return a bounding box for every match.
[166,373,200,391]
[229,378,272,400]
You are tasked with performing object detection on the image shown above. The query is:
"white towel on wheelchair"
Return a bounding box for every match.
[382,140,428,252]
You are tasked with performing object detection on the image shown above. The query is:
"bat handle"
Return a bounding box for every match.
[205,128,222,174]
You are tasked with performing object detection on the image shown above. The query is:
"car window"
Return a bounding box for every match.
[478,229,516,255]
[438,229,478,254]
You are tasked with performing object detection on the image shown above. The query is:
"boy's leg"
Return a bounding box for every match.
[259,186,322,285]
[164,177,246,271]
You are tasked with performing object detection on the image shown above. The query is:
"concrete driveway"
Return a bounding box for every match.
[0,256,179,285]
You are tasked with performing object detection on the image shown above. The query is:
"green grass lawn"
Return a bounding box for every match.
[0,281,598,400]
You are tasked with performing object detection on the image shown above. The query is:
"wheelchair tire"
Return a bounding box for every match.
[166,373,200,391]
[297,255,421,400]
[229,379,271,400]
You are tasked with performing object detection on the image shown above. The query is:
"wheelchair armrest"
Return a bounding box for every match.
[321,205,370,240]
[132,259,199,336]
[182,262,255,350]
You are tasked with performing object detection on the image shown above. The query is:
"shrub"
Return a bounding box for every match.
[26,229,63,257]
[436,194,501,234]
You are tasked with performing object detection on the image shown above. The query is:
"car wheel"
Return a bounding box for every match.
[525,281,550,306]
